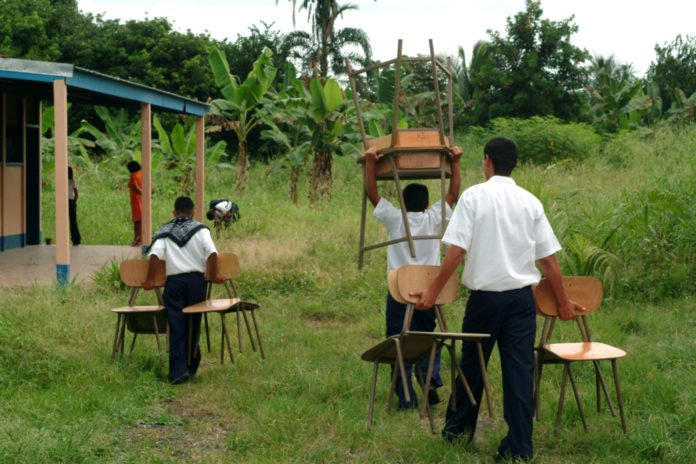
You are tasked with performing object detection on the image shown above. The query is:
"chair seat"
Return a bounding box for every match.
[182,298,259,314]
[543,342,627,361]
[183,298,241,314]
[361,335,437,364]
[112,305,164,314]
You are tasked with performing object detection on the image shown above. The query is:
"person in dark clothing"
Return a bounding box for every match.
[68,166,81,245]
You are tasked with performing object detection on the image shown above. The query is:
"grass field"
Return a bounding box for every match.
[1,125,696,462]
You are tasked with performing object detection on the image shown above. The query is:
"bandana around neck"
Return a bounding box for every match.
[149,216,207,249]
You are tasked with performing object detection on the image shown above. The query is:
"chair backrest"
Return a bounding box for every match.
[205,252,240,281]
[119,259,166,288]
[388,264,458,305]
[535,276,603,317]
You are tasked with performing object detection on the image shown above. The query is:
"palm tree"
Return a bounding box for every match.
[277,0,372,78]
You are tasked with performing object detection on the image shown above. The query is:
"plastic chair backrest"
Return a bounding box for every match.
[205,252,239,281]
[119,259,166,288]
[535,276,602,317]
[388,264,458,305]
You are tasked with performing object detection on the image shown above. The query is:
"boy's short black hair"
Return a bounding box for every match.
[174,196,195,215]
[403,183,429,212]
[484,137,518,176]
[127,160,141,173]
[68,166,73,179]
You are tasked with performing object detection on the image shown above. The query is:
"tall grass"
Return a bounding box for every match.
[2,124,695,462]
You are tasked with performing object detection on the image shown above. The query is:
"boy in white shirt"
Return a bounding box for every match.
[364,146,462,409]
[144,196,224,384]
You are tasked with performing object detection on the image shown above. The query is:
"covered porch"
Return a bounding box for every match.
[0,58,210,285]
[0,245,141,287]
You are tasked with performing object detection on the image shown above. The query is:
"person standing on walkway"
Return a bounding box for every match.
[127,160,143,246]
[68,166,81,246]
[412,138,582,461]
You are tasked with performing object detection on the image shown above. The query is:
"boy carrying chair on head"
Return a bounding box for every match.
[364,145,463,409]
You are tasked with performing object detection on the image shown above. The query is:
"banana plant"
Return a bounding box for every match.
[208,46,277,192]
[79,106,144,168]
[667,88,696,122]
[303,75,355,201]
[41,104,95,170]
[153,115,227,194]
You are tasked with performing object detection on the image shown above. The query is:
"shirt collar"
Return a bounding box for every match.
[488,175,516,185]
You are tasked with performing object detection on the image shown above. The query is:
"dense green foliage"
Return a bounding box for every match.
[649,34,696,112]
[461,0,588,125]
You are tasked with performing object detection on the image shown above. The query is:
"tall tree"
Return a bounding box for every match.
[648,34,696,112]
[276,0,372,78]
[465,0,588,124]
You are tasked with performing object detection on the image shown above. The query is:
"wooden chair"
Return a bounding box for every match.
[347,39,456,269]
[361,264,492,432]
[534,276,627,435]
[183,253,264,364]
[111,259,167,363]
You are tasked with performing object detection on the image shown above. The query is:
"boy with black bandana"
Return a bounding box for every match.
[144,196,223,384]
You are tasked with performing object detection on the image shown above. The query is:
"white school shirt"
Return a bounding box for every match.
[442,176,561,292]
[148,228,217,276]
[374,197,452,271]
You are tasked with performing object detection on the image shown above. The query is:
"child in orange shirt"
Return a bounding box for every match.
[127,161,143,246]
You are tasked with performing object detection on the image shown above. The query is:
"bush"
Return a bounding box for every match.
[483,116,601,164]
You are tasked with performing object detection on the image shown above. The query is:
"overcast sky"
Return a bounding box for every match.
[77,0,696,76]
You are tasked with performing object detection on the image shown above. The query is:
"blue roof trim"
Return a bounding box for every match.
[0,58,208,116]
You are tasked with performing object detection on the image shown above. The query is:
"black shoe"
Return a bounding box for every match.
[442,423,474,445]
[428,389,441,405]
[494,451,531,462]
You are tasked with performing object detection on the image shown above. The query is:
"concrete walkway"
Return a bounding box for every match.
[0,245,143,287]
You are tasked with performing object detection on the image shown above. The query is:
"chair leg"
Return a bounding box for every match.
[555,363,569,436]
[249,309,265,359]
[367,361,380,431]
[220,314,235,364]
[119,317,127,357]
[421,342,438,434]
[204,313,211,354]
[153,314,163,365]
[393,338,411,404]
[611,360,628,434]
[387,362,399,412]
[220,313,234,364]
[592,360,616,416]
[567,365,588,432]
[236,308,243,352]
[534,353,545,422]
[448,342,476,410]
[476,341,493,417]
[129,332,138,355]
[240,307,256,353]
[112,314,122,360]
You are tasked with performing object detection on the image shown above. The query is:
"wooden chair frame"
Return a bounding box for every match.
[534,276,627,435]
[183,253,264,364]
[111,259,167,364]
[347,39,455,269]
[362,265,492,433]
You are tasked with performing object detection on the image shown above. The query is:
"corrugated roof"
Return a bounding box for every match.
[0,57,209,116]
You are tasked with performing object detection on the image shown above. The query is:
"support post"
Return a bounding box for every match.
[195,116,205,222]
[53,80,70,285]
[141,103,152,251]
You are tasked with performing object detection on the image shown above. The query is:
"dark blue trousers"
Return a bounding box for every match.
[386,292,443,409]
[163,272,205,382]
[443,286,536,460]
